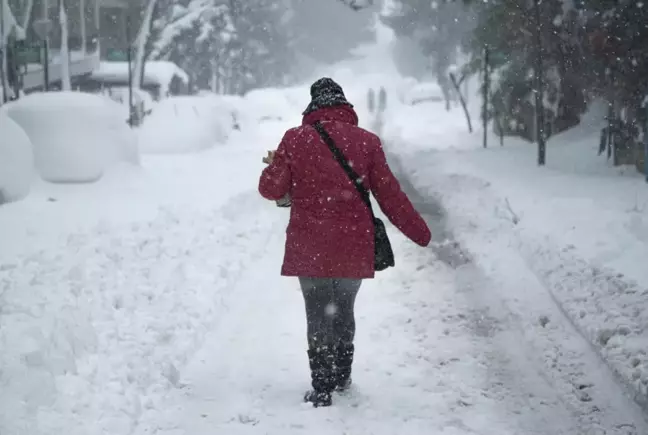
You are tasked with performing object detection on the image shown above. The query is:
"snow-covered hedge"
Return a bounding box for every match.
[5,92,139,183]
[137,96,233,154]
[0,113,34,204]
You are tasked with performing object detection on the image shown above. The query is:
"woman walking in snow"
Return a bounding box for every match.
[258,78,431,407]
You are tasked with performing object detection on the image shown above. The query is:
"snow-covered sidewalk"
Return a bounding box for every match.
[394,119,648,417]
[0,126,281,434]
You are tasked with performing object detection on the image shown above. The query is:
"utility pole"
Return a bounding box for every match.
[533,0,546,165]
[43,0,49,91]
[126,4,134,127]
[483,45,489,149]
[0,0,8,103]
[33,1,53,92]
[644,102,648,183]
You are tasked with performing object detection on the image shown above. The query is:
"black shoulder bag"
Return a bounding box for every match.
[313,121,395,272]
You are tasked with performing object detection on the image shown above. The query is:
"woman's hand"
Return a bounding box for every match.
[262,150,276,165]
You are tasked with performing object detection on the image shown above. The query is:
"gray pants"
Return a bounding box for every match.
[299,277,362,349]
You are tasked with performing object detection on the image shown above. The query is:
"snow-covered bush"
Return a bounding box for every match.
[137,96,232,154]
[5,92,139,183]
[0,113,34,203]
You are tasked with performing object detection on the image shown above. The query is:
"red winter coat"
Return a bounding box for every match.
[259,105,431,279]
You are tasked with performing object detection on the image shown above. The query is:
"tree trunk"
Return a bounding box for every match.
[1,0,9,101]
[133,0,157,90]
[533,0,546,165]
[449,72,472,133]
[79,0,86,53]
[21,0,34,29]
[483,45,489,148]
[60,0,71,91]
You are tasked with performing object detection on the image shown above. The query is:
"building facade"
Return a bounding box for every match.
[2,0,135,94]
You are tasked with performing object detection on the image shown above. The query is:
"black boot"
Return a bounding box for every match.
[334,343,354,391]
[304,346,335,407]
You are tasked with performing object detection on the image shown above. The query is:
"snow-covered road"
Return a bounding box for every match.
[131,160,648,435]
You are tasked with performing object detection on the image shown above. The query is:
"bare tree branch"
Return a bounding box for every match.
[504,198,520,225]
[449,72,472,133]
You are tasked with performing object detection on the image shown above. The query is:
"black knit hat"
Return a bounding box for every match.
[302,77,353,116]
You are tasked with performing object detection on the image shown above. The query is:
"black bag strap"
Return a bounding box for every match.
[313,121,375,218]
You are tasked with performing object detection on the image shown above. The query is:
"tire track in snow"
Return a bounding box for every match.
[388,150,648,434]
[131,180,634,434]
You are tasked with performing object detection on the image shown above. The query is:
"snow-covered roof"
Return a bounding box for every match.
[91,61,189,87]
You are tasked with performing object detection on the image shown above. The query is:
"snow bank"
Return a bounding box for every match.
[95,87,156,122]
[0,120,280,434]
[137,96,232,154]
[392,102,648,413]
[5,92,139,183]
[0,113,34,203]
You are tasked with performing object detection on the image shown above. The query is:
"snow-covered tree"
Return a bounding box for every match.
[1,0,21,100]
[287,0,378,66]
[150,0,233,91]
[382,0,475,107]
[148,0,294,94]
[133,0,159,90]
[227,0,294,90]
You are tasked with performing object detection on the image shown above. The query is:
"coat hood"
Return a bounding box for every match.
[302,105,359,127]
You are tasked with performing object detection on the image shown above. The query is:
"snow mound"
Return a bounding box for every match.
[0,113,34,203]
[198,93,246,130]
[95,87,156,123]
[137,96,232,154]
[243,87,307,126]
[5,92,139,183]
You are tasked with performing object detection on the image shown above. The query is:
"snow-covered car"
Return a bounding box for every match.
[90,61,190,101]
[137,96,233,154]
[403,82,445,106]
[242,87,307,126]
[95,87,156,124]
[4,92,139,183]
[199,93,246,131]
[0,113,34,204]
